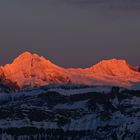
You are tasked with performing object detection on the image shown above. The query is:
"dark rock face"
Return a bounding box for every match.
[0,81,20,92]
[0,73,20,92]
[0,86,139,140]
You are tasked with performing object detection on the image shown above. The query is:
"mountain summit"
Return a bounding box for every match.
[0,52,71,89]
[89,59,137,76]
[0,52,140,89]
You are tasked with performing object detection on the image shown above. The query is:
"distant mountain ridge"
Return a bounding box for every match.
[0,51,140,90]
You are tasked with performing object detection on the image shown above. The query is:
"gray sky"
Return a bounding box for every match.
[0,0,140,68]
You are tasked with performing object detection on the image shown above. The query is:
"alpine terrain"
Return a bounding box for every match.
[0,51,140,90]
[0,52,139,140]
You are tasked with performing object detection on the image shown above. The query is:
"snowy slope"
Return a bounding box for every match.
[68,59,140,88]
[0,86,139,140]
[0,52,71,89]
[0,52,140,90]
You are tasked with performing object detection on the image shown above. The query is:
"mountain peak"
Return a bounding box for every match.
[14,51,41,62]
[4,51,61,71]
[20,51,32,56]
[0,53,140,90]
[91,58,129,69]
[101,58,126,63]
[89,58,134,76]
[1,52,71,89]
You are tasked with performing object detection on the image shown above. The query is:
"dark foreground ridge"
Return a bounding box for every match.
[0,86,139,140]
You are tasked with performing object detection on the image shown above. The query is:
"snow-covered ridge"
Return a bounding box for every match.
[0,86,139,140]
[0,51,140,90]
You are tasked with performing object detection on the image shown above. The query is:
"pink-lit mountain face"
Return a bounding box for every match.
[0,52,71,89]
[0,52,140,89]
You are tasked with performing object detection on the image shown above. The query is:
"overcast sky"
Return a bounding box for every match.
[0,0,140,67]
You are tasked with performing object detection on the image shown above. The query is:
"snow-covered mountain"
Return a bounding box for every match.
[0,51,140,90]
[0,52,139,139]
[0,52,71,90]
